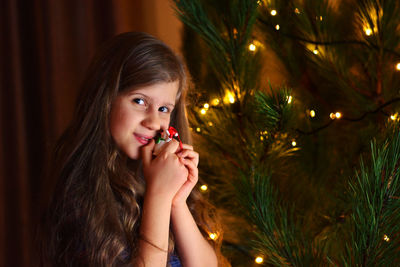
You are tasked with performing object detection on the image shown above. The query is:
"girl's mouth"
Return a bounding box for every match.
[134,134,152,145]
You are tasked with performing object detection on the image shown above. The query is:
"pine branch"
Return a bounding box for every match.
[177,0,400,265]
[343,129,400,265]
[295,96,400,135]
[235,169,327,266]
[258,17,400,59]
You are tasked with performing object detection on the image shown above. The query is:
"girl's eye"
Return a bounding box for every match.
[159,106,170,113]
[133,98,145,105]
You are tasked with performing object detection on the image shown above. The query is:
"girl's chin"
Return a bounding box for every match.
[128,153,140,160]
[120,148,140,161]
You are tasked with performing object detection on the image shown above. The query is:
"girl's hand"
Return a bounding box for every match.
[140,139,188,202]
[172,144,199,207]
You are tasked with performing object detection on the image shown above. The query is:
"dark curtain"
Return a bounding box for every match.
[0,1,160,266]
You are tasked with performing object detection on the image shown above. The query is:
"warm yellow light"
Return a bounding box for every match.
[200,184,208,191]
[396,62,400,71]
[249,43,257,51]
[383,234,390,242]
[200,108,207,115]
[335,112,342,119]
[360,6,381,38]
[275,24,280,30]
[224,91,236,104]
[255,256,264,264]
[208,121,213,126]
[310,110,316,118]
[287,95,293,104]
[364,28,372,36]
[209,233,218,240]
[292,140,297,147]
[330,113,336,119]
[391,113,397,121]
[196,127,201,132]
[313,49,319,55]
[212,98,220,106]
[260,136,264,141]
[294,8,300,14]
[204,103,209,109]
[270,10,277,16]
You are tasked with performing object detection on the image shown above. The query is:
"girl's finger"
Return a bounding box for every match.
[179,143,193,151]
[180,158,198,182]
[140,139,155,166]
[158,139,180,157]
[177,150,199,166]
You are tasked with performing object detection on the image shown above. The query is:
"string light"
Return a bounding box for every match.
[287,95,293,104]
[259,130,268,141]
[309,110,316,118]
[208,121,213,126]
[200,108,207,115]
[255,256,264,264]
[294,8,300,14]
[212,98,220,106]
[306,44,322,56]
[224,90,236,104]
[364,28,373,36]
[270,9,277,16]
[275,24,280,30]
[204,103,209,109]
[360,6,381,38]
[209,233,218,240]
[200,184,208,191]
[396,62,400,71]
[291,140,297,147]
[249,43,257,51]
[196,127,201,132]
[390,113,398,121]
[330,112,342,119]
[383,234,390,242]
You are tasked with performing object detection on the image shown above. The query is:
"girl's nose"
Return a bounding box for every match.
[141,110,160,130]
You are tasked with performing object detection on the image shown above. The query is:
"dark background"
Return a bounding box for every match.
[0,1,182,266]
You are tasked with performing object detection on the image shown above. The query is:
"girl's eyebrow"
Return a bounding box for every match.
[129,92,175,108]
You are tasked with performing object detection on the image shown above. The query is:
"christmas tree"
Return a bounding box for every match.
[173,0,400,265]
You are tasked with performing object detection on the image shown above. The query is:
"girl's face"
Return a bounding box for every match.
[110,81,179,160]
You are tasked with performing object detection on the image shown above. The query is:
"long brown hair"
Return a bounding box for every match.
[39,32,225,266]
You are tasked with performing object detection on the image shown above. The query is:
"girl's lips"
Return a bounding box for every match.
[134,133,152,145]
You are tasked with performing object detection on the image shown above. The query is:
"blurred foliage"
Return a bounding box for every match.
[174,0,400,265]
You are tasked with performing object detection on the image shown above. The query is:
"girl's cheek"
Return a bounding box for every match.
[161,117,171,128]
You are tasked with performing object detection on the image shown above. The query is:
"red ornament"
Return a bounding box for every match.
[167,126,183,150]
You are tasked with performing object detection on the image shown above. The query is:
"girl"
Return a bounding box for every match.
[40,32,226,267]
